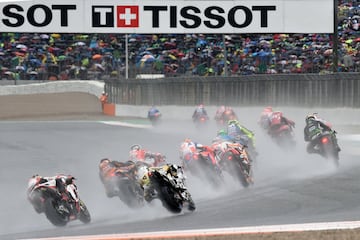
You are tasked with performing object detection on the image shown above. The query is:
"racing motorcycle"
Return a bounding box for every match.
[193,114,209,129]
[270,123,296,149]
[107,166,144,209]
[147,165,196,214]
[181,146,224,188]
[234,134,258,163]
[148,112,162,126]
[313,130,340,166]
[217,142,253,188]
[27,179,91,226]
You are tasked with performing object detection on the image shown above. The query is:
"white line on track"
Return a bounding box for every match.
[20,221,360,240]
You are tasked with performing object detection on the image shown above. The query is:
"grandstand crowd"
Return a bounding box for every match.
[0,0,359,80]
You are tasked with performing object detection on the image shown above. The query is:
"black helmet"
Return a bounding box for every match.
[65,175,76,185]
[305,114,316,123]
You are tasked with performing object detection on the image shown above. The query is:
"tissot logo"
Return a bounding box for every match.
[117,6,139,27]
[92,5,139,28]
[92,6,114,27]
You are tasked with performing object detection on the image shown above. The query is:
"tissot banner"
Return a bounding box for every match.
[0,0,334,33]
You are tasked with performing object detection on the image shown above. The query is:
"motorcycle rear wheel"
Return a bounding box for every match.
[44,198,69,227]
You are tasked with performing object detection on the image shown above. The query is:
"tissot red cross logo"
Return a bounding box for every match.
[117,6,139,27]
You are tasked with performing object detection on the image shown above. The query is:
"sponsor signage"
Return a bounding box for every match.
[0,0,334,33]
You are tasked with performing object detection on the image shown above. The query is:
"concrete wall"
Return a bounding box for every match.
[0,80,105,97]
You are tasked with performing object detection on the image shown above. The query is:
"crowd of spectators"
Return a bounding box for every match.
[0,0,359,80]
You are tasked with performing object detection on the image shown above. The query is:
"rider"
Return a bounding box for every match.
[135,163,196,211]
[128,144,166,167]
[214,105,226,124]
[227,119,255,147]
[212,129,233,143]
[98,158,137,198]
[259,106,273,130]
[222,106,238,122]
[181,138,223,175]
[304,113,341,154]
[192,104,209,122]
[27,174,77,213]
[267,111,295,137]
[179,138,198,163]
[148,105,161,121]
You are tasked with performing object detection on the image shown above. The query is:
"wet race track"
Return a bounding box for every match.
[1,107,360,240]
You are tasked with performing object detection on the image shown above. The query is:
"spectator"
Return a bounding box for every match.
[99,91,108,111]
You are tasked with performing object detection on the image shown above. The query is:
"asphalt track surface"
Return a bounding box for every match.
[1,94,360,240]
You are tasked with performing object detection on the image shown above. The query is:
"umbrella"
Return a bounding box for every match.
[40,34,49,39]
[140,54,155,62]
[74,41,86,46]
[16,44,27,49]
[324,49,333,56]
[57,55,67,61]
[94,63,105,71]
[92,54,102,60]
[51,33,61,39]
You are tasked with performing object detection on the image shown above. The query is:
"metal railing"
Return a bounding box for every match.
[105,73,360,107]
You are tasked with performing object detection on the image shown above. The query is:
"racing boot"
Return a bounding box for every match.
[332,136,341,152]
[182,191,195,211]
[144,186,157,202]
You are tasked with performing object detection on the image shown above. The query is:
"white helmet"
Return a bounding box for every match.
[136,166,150,186]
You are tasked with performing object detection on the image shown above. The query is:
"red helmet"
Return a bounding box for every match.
[263,106,273,112]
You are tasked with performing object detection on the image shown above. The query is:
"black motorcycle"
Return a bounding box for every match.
[314,130,340,167]
[148,166,195,214]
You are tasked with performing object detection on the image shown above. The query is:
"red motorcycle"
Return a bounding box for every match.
[270,123,296,149]
[268,112,296,149]
[181,145,223,187]
[217,142,253,188]
[102,165,144,209]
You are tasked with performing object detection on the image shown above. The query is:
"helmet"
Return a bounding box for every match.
[136,166,150,186]
[217,129,227,136]
[130,144,141,151]
[99,158,110,170]
[169,164,179,177]
[65,175,76,185]
[264,106,273,112]
[305,114,316,123]
[228,119,239,125]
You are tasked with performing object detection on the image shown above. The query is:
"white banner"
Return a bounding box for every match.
[0,0,334,33]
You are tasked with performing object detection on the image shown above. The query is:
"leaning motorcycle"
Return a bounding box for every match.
[218,142,253,188]
[181,146,224,188]
[28,181,91,226]
[234,134,258,163]
[107,167,144,209]
[313,130,340,167]
[147,166,196,214]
